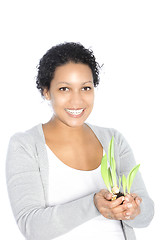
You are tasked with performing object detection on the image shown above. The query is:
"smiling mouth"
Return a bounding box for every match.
[65,108,85,116]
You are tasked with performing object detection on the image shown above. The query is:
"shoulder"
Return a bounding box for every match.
[6,124,44,180]
[8,124,44,151]
[87,123,131,153]
[87,122,124,142]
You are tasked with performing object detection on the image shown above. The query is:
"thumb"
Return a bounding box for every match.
[103,190,112,200]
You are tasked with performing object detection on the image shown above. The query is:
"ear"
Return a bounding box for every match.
[43,88,51,100]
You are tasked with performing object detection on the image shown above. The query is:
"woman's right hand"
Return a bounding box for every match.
[93,189,131,220]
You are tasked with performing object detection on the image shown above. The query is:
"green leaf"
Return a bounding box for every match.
[101,154,111,192]
[111,157,117,186]
[108,137,117,187]
[118,176,121,190]
[108,139,112,166]
[122,174,127,195]
[111,136,114,160]
[108,136,114,166]
[108,168,113,188]
[127,164,140,194]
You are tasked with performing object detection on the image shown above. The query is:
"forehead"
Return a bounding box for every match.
[53,62,93,82]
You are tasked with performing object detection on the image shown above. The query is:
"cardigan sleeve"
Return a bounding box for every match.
[113,129,154,228]
[6,133,100,240]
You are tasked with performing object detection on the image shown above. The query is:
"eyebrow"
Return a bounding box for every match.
[82,81,93,85]
[56,81,93,86]
[56,82,71,86]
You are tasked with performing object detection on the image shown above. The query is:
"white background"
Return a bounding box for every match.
[0,0,159,239]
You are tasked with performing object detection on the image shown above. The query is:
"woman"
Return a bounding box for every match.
[6,42,154,240]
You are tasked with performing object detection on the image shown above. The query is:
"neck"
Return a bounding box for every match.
[47,115,88,138]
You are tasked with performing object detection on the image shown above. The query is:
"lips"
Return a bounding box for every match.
[65,108,85,117]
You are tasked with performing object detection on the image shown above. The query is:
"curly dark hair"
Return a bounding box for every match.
[36,42,100,96]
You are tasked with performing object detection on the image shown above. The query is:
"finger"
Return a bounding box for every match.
[111,202,127,214]
[124,209,138,220]
[102,204,131,221]
[111,200,134,217]
[130,193,137,199]
[111,211,131,221]
[122,200,136,216]
[101,207,125,220]
[98,189,113,201]
[100,196,125,219]
[104,192,112,201]
[135,196,142,206]
[124,194,134,203]
[108,196,125,209]
[123,200,141,219]
[129,193,142,203]
[125,193,142,208]
[123,200,134,210]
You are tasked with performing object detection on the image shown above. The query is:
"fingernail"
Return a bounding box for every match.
[126,212,130,216]
[125,197,129,202]
[127,203,132,208]
[137,200,141,205]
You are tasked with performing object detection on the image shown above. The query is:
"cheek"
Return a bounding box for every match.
[51,94,67,110]
[86,93,94,106]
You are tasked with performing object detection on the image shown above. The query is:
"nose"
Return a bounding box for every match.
[70,91,83,106]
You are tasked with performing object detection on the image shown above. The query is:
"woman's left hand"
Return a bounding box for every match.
[123,193,142,220]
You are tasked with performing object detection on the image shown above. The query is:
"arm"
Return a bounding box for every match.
[6,134,100,240]
[114,130,154,228]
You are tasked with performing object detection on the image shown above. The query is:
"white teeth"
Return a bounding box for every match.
[65,109,84,115]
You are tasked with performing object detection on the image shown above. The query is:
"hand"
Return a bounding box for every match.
[123,193,142,220]
[94,189,127,220]
[93,189,142,221]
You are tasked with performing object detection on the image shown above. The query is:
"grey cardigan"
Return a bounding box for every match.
[6,123,154,240]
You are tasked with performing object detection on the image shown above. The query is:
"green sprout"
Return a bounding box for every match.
[122,174,127,196]
[101,136,140,199]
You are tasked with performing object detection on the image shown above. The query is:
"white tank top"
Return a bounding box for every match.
[46,144,125,240]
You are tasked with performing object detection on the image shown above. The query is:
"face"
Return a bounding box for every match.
[43,62,95,128]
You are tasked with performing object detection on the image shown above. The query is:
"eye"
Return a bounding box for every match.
[82,86,92,91]
[59,87,69,91]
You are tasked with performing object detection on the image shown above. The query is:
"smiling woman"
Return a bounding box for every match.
[6,42,154,240]
[43,63,94,127]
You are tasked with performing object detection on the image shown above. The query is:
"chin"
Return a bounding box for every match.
[65,120,85,128]
[61,115,89,128]
[55,109,91,128]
